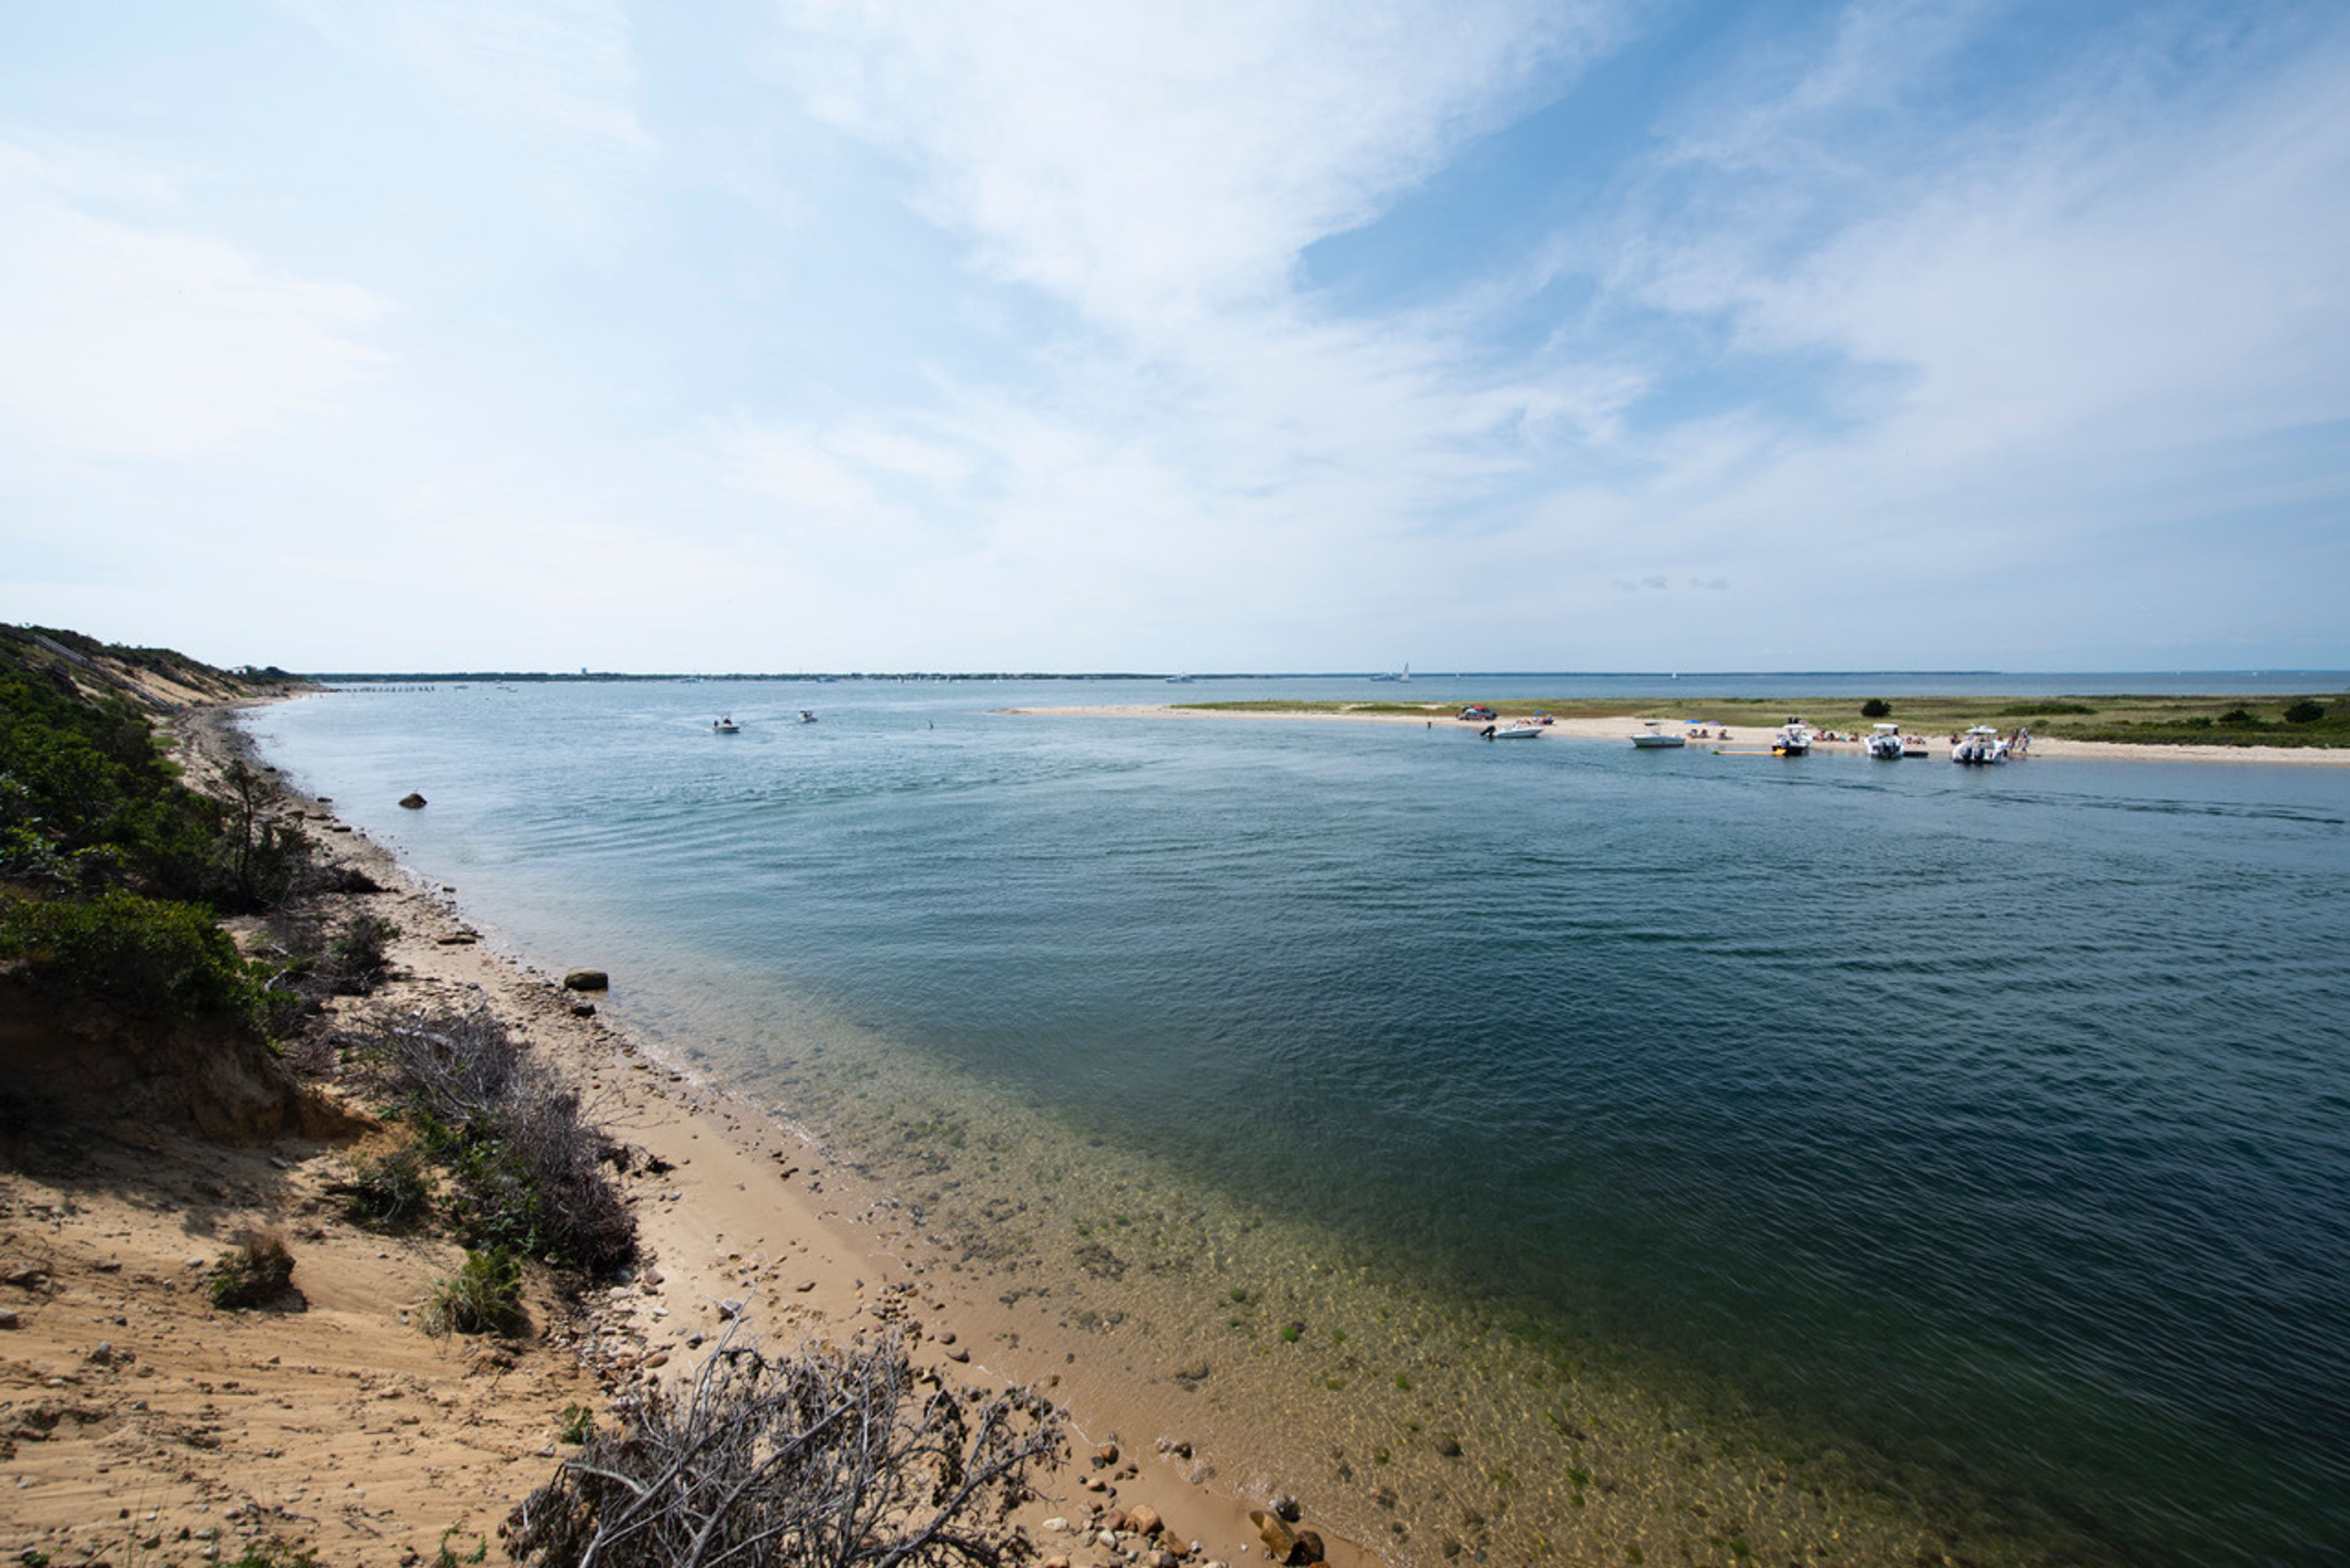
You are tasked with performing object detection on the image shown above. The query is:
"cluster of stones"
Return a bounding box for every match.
[1038,1491,1201,1568]
[547,1267,674,1393]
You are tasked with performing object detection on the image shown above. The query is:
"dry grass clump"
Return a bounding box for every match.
[507,1331,1065,1568]
[209,1228,296,1309]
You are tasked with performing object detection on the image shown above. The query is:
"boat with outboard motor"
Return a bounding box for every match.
[1773,719,1813,756]
[1632,720,1687,749]
[1865,722,1904,759]
[1952,725,2009,764]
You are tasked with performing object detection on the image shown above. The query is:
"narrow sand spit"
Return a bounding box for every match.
[1,703,1362,1568]
[999,704,2350,763]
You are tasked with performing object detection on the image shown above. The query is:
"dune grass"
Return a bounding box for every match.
[1177,693,2350,747]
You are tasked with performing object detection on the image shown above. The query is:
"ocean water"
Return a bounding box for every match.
[245,676,2350,1566]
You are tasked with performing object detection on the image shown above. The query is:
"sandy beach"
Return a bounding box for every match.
[1,702,1363,1568]
[999,703,2350,763]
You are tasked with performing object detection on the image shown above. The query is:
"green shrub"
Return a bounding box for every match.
[1859,698,1891,718]
[210,1229,296,1308]
[2285,698,2327,724]
[0,888,258,1020]
[329,913,400,993]
[0,662,311,913]
[341,1143,434,1228]
[425,1247,528,1336]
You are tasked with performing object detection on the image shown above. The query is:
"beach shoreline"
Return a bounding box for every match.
[2,698,1354,1568]
[998,703,2350,763]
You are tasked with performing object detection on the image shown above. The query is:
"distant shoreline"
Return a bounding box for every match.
[1001,702,2350,764]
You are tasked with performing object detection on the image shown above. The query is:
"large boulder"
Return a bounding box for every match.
[563,969,610,992]
[398,792,427,809]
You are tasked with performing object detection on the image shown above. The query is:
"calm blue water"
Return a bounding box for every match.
[246,676,2350,1566]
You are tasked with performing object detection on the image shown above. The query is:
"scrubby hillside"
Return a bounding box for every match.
[0,622,305,712]
[0,624,320,1137]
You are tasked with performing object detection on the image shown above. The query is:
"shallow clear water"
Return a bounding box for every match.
[247,676,2350,1566]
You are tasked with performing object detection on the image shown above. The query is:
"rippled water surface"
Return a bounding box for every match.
[247,676,2350,1565]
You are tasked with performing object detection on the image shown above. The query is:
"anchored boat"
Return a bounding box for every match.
[1952,725,2009,764]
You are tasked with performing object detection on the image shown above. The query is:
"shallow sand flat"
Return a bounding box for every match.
[1002,703,2350,763]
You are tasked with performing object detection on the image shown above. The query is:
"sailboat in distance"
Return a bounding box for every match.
[1368,662,1411,683]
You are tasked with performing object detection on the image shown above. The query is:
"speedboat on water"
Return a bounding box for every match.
[1865,722,1904,760]
[1486,719,1545,740]
[1631,720,1686,749]
[712,716,740,734]
[1952,725,2009,764]
[1773,719,1813,756]
[798,709,818,723]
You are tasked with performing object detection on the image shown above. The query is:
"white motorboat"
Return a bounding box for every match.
[712,716,740,734]
[1484,719,1545,740]
[1865,722,1904,760]
[1952,725,2009,764]
[1773,718,1813,756]
[1631,720,1686,749]
[798,709,818,723]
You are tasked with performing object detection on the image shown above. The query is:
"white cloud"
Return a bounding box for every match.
[1617,5,2350,462]
[0,145,387,460]
[285,0,651,154]
[770,0,1616,335]
[282,0,654,233]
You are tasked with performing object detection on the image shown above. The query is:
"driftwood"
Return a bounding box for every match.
[508,1329,1065,1568]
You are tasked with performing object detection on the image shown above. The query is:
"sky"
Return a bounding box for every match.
[3,0,2348,674]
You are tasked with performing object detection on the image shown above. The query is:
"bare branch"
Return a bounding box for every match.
[509,1330,1065,1568]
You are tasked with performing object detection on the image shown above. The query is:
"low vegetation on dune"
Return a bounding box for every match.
[0,626,317,1034]
[1181,692,2350,745]
[346,1005,639,1274]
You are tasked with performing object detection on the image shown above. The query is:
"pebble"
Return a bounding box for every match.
[0,1308,17,1330]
